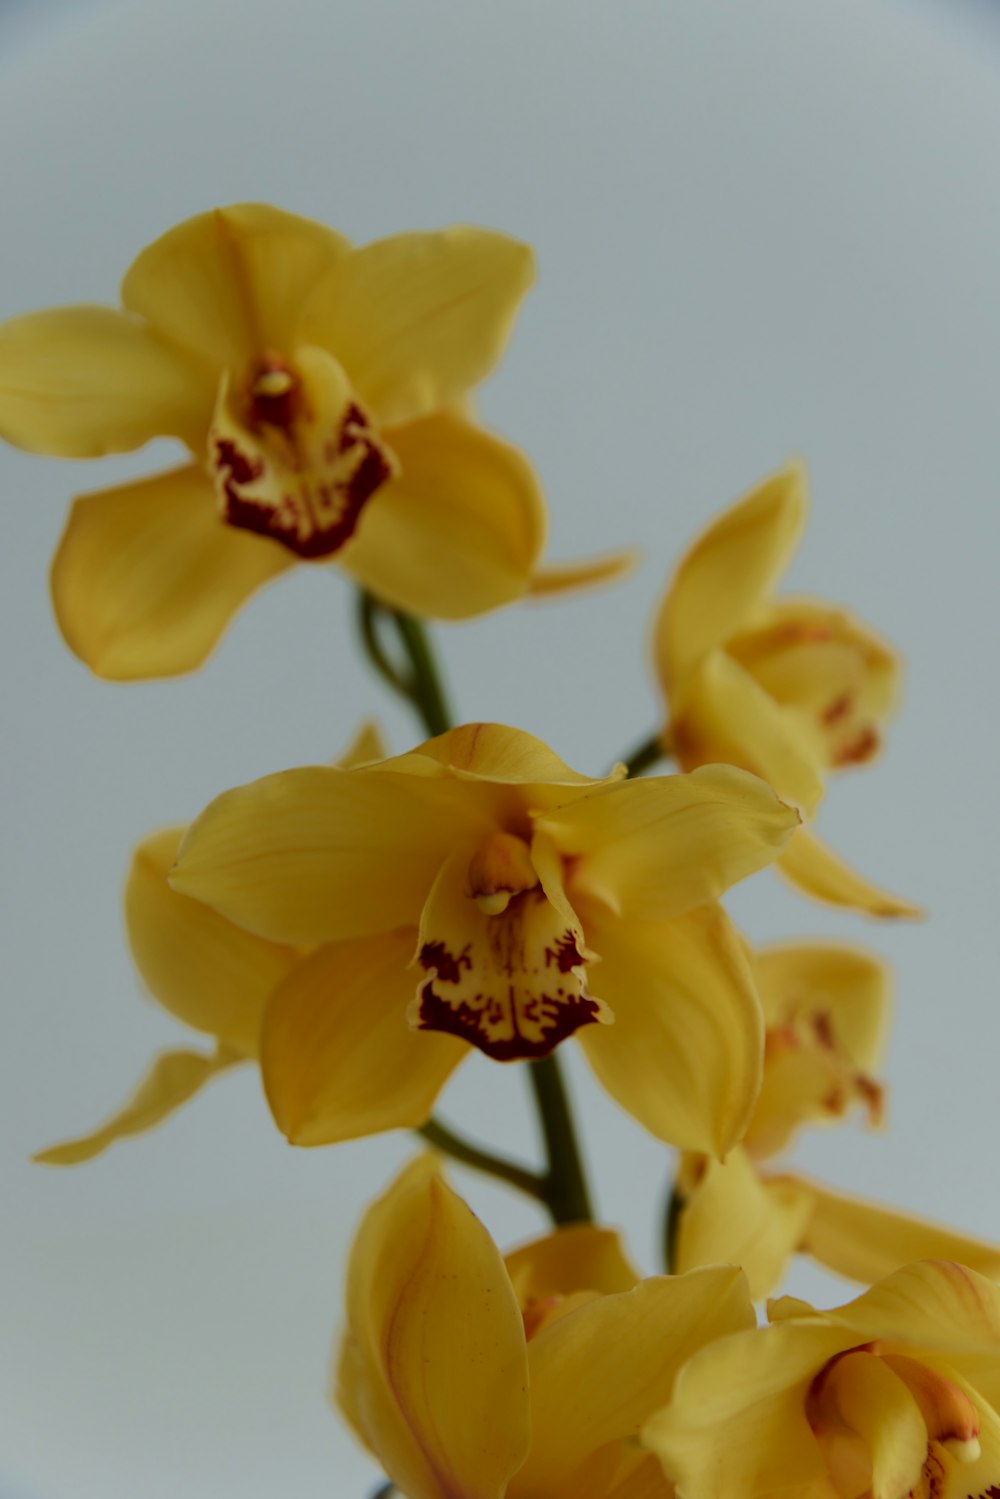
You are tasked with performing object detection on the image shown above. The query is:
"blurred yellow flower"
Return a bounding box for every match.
[169,722,800,1154]
[672,943,1000,1297]
[0,204,630,679]
[654,463,919,918]
[645,1259,1000,1499]
[337,1155,755,1499]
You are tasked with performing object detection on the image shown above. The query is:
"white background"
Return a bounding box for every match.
[2,1,1000,1494]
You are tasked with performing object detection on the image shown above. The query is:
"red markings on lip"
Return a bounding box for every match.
[833,725,878,767]
[415,907,600,1062]
[416,977,602,1061]
[213,401,393,559]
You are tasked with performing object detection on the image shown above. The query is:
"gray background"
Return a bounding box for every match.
[2,1,1000,1494]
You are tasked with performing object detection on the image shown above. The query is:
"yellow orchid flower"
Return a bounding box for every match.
[645,1259,1000,1499]
[0,204,631,680]
[337,1155,756,1499]
[169,722,800,1155]
[654,463,919,919]
[672,943,1000,1298]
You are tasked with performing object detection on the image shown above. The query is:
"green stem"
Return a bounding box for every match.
[389,610,453,739]
[417,1117,548,1203]
[528,1054,594,1225]
[356,592,411,697]
[355,591,593,1227]
[662,1180,684,1274]
[618,730,668,778]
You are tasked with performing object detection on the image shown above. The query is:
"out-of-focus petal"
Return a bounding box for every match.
[542,765,798,922]
[529,547,640,597]
[752,942,892,1071]
[504,1225,640,1305]
[643,1317,853,1499]
[655,463,807,690]
[298,227,535,427]
[170,766,493,944]
[126,826,298,1057]
[794,1179,1000,1288]
[50,463,294,680]
[260,929,466,1144]
[0,306,213,456]
[675,1150,814,1300]
[121,203,351,369]
[337,1160,530,1499]
[817,1350,927,1499]
[777,827,923,920]
[509,1267,754,1499]
[34,1046,242,1166]
[335,720,388,769]
[677,652,825,816]
[339,410,546,618]
[604,1454,675,1499]
[576,903,763,1155]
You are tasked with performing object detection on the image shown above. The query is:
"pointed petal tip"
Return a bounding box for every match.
[529,545,641,599]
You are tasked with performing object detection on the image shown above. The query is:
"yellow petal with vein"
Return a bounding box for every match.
[509,1267,754,1499]
[643,1318,853,1499]
[340,409,546,618]
[678,652,825,815]
[122,203,351,369]
[655,462,807,690]
[795,1177,1000,1288]
[337,1162,530,1499]
[414,721,609,788]
[675,1149,814,1300]
[541,764,799,922]
[529,547,640,597]
[504,1225,640,1305]
[51,463,294,680]
[34,1046,241,1166]
[298,226,534,427]
[171,765,493,944]
[808,1260,1000,1357]
[0,306,212,456]
[127,826,298,1057]
[577,904,763,1155]
[261,929,465,1144]
[777,826,923,919]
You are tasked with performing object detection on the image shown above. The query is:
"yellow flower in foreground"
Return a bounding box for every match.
[645,1260,1000,1499]
[654,463,919,919]
[0,204,631,679]
[170,722,800,1154]
[672,944,1000,1297]
[337,1156,755,1499]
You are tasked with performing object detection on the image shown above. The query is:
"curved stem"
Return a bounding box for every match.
[618,730,668,779]
[662,1179,684,1274]
[389,609,453,738]
[527,1054,594,1225]
[417,1117,548,1203]
[355,595,593,1227]
[355,591,411,698]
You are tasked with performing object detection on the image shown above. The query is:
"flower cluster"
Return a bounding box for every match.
[7,203,997,1498]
